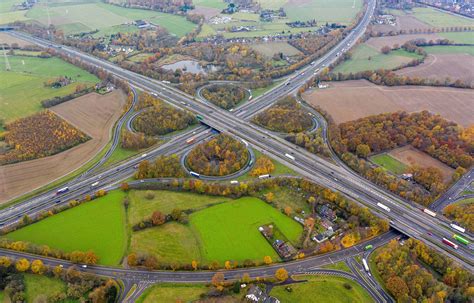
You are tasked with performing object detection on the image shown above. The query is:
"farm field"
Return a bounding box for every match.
[251,41,302,58]
[4,191,127,265]
[387,7,474,28]
[388,146,454,182]
[0,32,33,47]
[440,31,474,44]
[395,52,474,86]
[24,274,68,303]
[189,197,303,263]
[283,0,363,24]
[127,190,232,226]
[423,45,474,56]
[370,153,407,175]
[365,34,441,51]
[0,54,99,122]
[303,80,474,127]
[137,283,209,303]
[333,44,423,73]
[0,91,126,204]
[409,7,474,28]
[21,2,196,37]
[269,275,374,303]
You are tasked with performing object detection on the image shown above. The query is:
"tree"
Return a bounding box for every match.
[84,251,98,264]
[242,273,251,283]
[127,253,138,266]
[386,276,409,299]
[211,272,225,291]
[191,260,198,270]
[15,258,30,272]
[53,265,63,277]
[31,259,46,274]
[356,144,371,158]
[284,206,293,216]
[225,260,232,270]
[381,45,391,54]
[275,268,289,281]
[151,211,166,226]
[120,182,130,191]
[264,192,275,203]
[263,256,273,265]
[0,256,12,268]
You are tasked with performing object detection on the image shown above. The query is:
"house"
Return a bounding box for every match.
[317,204,336,222]
[134,20,150,29]
[245,285,280,303]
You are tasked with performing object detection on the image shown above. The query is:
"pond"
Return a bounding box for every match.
[161,60,220,74]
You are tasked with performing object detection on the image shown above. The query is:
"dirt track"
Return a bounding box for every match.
[0,91,125,204]
[303,80,474,127]
[396,53,474,85]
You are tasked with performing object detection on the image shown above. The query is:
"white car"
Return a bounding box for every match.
[81,265,88,268]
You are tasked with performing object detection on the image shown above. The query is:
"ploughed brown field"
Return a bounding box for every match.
[0,32,34,47]
[303,80,474,127]
[0,90,125,204]
[366,34,441,50]
[389,146,454,182]
[396,53,474,86]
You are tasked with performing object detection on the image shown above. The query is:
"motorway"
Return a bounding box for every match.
[5,0,474,268]
[0,230,399,302]
[1,0,473,298]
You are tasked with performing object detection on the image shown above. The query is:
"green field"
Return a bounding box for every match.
[137,283,209,303]
[269,275,374,303]
[284,0,363,24]
[0,55,99,122]
[24,274,68,302]
[22,2,196,37]
[334,44,424,73]
[127,190,232,226]
[410,7,474,28]
[370,153,407,175]
[423,45,474,56]
[439,32,474,44]
[189,197,303,263]
[131,222,202,265]
[5,191,127,266]
[193,0,227,9]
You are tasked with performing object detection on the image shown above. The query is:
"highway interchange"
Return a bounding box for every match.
[2,0,473,300]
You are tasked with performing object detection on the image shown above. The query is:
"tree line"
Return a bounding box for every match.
[0,255,117,303]
[252,96,313,133]
[373,238,473,302]
[186,134,249,176]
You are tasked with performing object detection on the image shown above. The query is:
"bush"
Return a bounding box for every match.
[343,283,352,290]
[145,191,155,200]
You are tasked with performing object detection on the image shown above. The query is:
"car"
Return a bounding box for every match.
[427,232,433,236]
[59,264,64,268]
[82,265,88,268]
